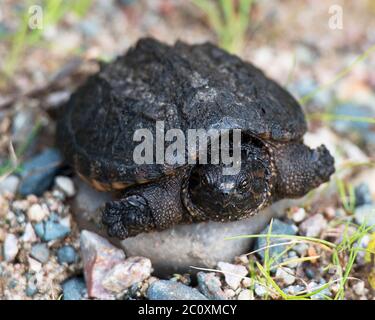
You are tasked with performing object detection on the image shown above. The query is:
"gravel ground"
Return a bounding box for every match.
[0,0,375,300]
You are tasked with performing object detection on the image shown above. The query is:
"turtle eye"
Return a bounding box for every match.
[201,175,210,186]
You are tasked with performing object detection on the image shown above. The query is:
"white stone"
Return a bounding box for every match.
[275,267,296,285]
[353,281,366,296]
[0,175,20,195]
[292,208,306,223]
[4,233,19,262]
[28,257,42,273]
[254,284,267,297]
[218,262,248,290]
[237,289,254,300]
[21,222,38,243]
[223,288,236,298]
[59,216,71,229]
[27,204,48,222]
[299,213,327,237]
[55,176,76,197]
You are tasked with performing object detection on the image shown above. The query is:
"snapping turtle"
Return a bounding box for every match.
[57,38,335,239]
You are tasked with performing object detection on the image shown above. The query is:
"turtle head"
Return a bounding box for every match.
[184,143,274,221]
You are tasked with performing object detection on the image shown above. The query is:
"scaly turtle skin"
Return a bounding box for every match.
[57,38,335,239]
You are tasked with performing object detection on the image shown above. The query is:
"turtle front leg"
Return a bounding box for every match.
[102,174,187,239]
[274,142,335,199]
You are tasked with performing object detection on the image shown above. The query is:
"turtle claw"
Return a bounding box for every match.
[102,195,154,239]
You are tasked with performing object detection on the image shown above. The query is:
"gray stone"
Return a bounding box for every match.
[26,282,38,297]
[71,179,299,276]
[283,284,305,295]
[62,277,87,300]
[354,204,375,227]
[332,103,375,146]
[308,280,332,300]
[254,219,298,262]
[254,284,267,297]
[57,245,77,264]
[355,183,373,207]
[30,243,50,263]
[275,267,296,285]
[299,213,327,237]
[197,272,227,300]
[284,250,299,268]
[11,109,37,147]
[19,148,62,196]
[0,175,20,195]
[293,243,309,256]
[147,280,207,300]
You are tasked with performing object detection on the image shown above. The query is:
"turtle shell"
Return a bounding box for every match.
[57,38,307,189]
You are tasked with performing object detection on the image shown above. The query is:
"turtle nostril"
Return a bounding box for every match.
[221,189,230,196]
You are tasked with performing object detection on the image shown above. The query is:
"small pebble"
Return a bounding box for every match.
[353,281,366,296]
[57,245,77,264]
[54,176,76,197]
[299,214,327,237]
[254,219,298,262]
[237,289,254,300]
[30,243,50,263]
[26,282,38,297]
[275,267,296,285]
[217,262,248,290]
[355,234,370,266]
[284,250,299,268]
[354,183,373,207]
[283,285,305,295]
[293,243,309,256]
[305,267,316,280]
[254,284,267,297]
[36,219,71,242]
[28,257,42,273]
[27,204,48,222]
[101,256,152,293]
[4,233,19,262]
[197,272,227,300]
[34,222,44,238]
[0,175,20,195]
[147,280,207,300]
[308,280,332,300]
[18,148,62,196]
[80,230,126,299]
[223,288,236,298]
[21,222,38,243]
[291,207,306,223]
[236,254,249,265]
[241,277,253,288]
[354,204,375,227]
[62,277,87,300]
